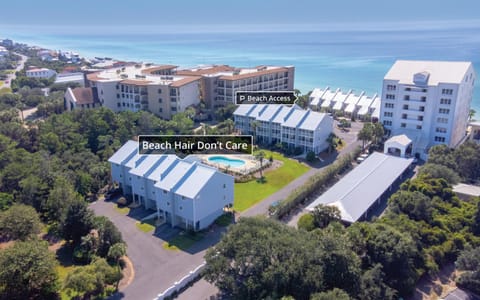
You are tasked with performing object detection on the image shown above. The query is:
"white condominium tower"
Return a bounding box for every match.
[380,60,476,158]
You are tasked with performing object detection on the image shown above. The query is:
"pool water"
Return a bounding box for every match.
[208,156,246,168]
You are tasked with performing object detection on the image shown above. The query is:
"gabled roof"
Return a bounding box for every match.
[233,104,257,117]
[282,108,307,128]
[256,105,284,122]
[146,155,180,182]
[297,110,327,131]
[108,140,138,165]
[129,155,164,177]
[154,160,195,191]
[174,164,217,199]
[306,152,413,223]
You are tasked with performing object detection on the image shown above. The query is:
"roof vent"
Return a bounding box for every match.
[413,71,430,85]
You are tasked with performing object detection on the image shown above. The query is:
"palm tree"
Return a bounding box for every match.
[224,118,235,134]
[358,123,374,150]
[326,133,338,153]
[255,151,266,179]
[469,109,476,121]
[251,120,260,144]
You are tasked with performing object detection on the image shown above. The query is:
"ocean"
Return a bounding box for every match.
[2,25,480,115]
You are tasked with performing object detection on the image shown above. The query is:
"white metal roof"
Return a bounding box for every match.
[129,155,164,177]
[256,105,284,122]
[306,152,413,223]
[154,160,195,191]
[107,140,138,165]
[384,60,473,85]
[174,164,217,199]
[297,110,327,131]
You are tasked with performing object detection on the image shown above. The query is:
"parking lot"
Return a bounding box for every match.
[90,199,224,300]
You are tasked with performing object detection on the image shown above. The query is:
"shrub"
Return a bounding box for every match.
[117,197,128,206]
[306,151,316,162]
[297,213,315,231]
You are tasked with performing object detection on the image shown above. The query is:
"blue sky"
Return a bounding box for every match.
[1,0,479,32]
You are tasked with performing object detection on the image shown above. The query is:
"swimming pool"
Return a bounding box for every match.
[208,156,246,168]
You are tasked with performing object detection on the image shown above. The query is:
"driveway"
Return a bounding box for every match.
[90,200,224,300]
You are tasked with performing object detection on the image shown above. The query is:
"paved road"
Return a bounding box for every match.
[242,120,363,220]
[90,200,224,300]
[3,52,27,89]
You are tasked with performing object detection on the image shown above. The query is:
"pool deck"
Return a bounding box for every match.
[197,154,260,175]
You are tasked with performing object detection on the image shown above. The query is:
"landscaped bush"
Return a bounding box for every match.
[271,147,361,219]
[297,213,315,231]
[117,197,128,206]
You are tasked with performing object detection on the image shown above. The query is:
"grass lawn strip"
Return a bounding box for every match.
[234,150,309,211]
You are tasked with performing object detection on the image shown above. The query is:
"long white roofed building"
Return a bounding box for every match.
[234,104,333,154]
[108,141,234,231]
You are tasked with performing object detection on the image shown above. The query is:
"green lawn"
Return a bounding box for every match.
[114,204,130,215]
[234,150,309,211]
[135,219,155,232]
[162,231,205,251]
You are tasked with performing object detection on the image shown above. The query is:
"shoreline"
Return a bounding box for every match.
[3,34,480,118]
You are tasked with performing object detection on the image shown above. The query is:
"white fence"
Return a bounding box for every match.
[154,262,206,300]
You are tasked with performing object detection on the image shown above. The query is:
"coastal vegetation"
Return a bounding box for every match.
[205,145,480,299]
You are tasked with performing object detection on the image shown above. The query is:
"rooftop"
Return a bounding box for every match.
[306,152,413,223]
[87,64,200,87]
[107,140,138,165]
[68,87,98,105]
[384,60,473,85]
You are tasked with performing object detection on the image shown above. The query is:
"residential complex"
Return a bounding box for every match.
[64,87,100,110]
[234,104,333,154]
[309,87,380,120]
[87,64,201,119]
[25,67,57,79]
[108,141,234,231]
[85,63,295,119]
[380,60,476,158]
[177,65,295,109]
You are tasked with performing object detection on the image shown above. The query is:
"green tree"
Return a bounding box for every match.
[310,288,351,300]
[297,213,315,231]
[108,242,127,290]
[359,264,397,300]
[62,200,94,245]
[455,246,480,294]
[312,204,341,229]
[0,204,41,240]
[418,163,461,184]
[204,217,325,300]
[44,177,82,222]
[388,190,433,222]
[0,239,59,299]
[94,216,123,258]
[357,123,373,150]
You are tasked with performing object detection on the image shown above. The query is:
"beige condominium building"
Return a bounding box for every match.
[177,65,295,109]
[87,64,201,119]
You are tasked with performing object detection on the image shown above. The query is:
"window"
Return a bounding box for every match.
[387,84,396,91]
[418,116,423,121]
[405,87,411,91]
[416,125,422,130]
[439,108,450,114]
[117,103,121,107]
[401,123,406,128]
[385,103,394,108]
[179,206,183,210]
[159,108,163,113]
[442,89,453,95]
[223,184,226,188]
[434,136,446,142]
[437,117,448,124]
[158,89,162,94]
[420,106,425,112]
[386,94,395,100]
[383,120,392,126]
[436,127,447,133]
[384,112,393,117]
[440,98,451,105]
[401,114,407,119]
[117,94,120,99]
[421,96,426,101]
[158,98,162,103]
[404,95,410,100]
[403,104,409,110]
